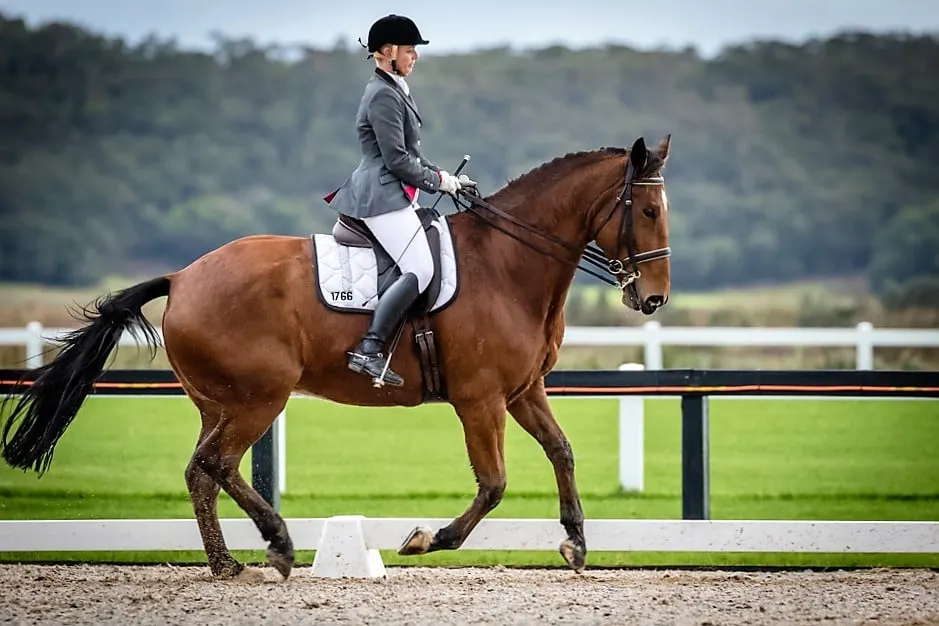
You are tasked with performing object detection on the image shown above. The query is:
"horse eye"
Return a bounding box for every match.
[642,207,657,219]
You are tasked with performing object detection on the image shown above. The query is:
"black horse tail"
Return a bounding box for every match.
[1,275,171,474]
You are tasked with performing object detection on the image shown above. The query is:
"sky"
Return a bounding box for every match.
[1,0,938,57]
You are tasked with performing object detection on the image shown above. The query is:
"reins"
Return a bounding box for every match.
[449,190,620,285]
[448,158,670,290]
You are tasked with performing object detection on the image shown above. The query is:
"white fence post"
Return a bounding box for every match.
[25,321,44,369]
[643,320,663,370]
[856,321,874,370]
[618,362,644,492]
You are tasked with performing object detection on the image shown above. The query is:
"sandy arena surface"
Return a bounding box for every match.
[1,564,937,625]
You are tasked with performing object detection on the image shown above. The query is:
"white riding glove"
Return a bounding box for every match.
[457,174,477,188]
[438,170,462,194]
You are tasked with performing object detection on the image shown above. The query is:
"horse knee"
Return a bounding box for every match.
[548,437,575,473]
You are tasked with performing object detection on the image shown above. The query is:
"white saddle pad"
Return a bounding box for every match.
[312,215,458,313]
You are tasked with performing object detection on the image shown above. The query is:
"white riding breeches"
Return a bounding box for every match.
[361,203,434,293]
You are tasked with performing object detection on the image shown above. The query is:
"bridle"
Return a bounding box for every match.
[592,157,671,304]
[451,156,671,300]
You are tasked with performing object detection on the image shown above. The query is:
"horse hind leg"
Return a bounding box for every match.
[190,397,295,580]
[398,397,507,555]
[181,390,245,579]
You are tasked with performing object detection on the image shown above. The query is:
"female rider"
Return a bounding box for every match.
[325,14,472,387]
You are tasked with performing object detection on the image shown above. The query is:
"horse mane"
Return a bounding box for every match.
[487,144,664,203]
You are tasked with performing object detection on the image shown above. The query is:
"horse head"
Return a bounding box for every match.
[456,134,673,316]
[589,135,672,314]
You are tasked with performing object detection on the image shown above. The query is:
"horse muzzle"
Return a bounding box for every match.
[640,294,666,315]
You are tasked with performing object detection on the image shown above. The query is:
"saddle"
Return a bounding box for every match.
[331,207,445,315]
[328,207,447,401]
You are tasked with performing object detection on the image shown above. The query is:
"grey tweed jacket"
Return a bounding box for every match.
[325,68,442,219]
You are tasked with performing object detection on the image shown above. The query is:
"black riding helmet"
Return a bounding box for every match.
[365,14,429,52]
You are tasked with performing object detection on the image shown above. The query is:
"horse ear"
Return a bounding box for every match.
[629,136,648,170]
[655,133,672,162]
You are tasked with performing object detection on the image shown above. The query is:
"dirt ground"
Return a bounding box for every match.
[1,564,937,625]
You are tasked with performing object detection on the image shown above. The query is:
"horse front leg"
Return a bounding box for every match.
[506,378,587,572]
[398,397,507,555]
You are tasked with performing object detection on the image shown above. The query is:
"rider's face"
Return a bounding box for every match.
[387,45,418,76]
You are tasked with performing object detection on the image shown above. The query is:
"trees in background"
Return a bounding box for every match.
[1,15,936,305]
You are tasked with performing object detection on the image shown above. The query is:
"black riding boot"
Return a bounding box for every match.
[347,272,421,386]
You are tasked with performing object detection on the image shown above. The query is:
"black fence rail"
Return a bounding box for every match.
[2,368,937,519]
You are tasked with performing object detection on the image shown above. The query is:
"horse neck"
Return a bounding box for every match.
[458,155,621,323]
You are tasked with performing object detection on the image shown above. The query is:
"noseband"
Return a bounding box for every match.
[452,157,671,296]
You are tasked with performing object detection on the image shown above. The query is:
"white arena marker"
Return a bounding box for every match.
[311,515,386,579]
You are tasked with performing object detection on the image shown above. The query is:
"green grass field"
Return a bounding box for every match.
[2,396,938,569]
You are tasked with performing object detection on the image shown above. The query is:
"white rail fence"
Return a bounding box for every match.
[3,324,938,577]
[2,322,938,497]
[1,516,936,578]
[4,320,939,371]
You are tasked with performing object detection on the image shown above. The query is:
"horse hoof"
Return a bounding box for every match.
[267,547,294,580]
[559,538,586,574]
[398,526,434,555]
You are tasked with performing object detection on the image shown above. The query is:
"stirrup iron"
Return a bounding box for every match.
[371,319,406,388]
[347,350,403,388]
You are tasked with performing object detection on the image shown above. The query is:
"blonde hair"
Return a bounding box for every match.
[372,44,397,66]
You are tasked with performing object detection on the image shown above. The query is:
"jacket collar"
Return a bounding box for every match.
[373,68,423,124]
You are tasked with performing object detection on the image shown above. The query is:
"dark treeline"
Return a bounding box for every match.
[1,15,937,304]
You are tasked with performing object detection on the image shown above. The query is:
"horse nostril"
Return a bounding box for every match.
[645,295,665,309]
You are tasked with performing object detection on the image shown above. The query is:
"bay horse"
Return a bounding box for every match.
[0,135,673,580]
